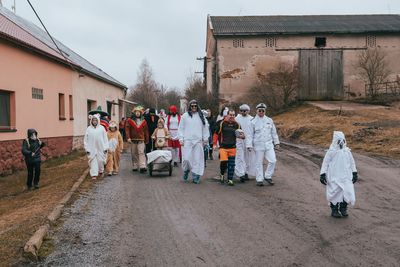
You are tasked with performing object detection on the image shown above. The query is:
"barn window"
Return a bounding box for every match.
[32,87,43,100]
[233,39,244,48]
[366,35,376,47]
[315,37,326,48]
[265,37,276,47]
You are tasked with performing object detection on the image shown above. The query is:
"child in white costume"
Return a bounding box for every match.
[320,131,358,218]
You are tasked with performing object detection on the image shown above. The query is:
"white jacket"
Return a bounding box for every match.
[247,115,279,150]
[178,112,209,143]
[235,114,253,139]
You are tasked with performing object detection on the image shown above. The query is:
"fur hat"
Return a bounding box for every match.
[88,114,100,125]
[109,120,118,129]
[132,106,144,114]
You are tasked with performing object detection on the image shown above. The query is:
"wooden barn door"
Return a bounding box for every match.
[299,50,343,100]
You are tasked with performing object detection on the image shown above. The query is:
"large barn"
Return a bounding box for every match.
[205,15,400,103]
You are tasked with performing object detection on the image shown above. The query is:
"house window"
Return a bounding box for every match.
[233,39,244,48]
[315,37,326,48]
[0,90,15,130]
[32,87,43,100]
[59,93,66,120]
[69,95,74,120]
[107,101,113,117]
[266,37,276,47]
[87,100,97,125]
[366,35,376,47]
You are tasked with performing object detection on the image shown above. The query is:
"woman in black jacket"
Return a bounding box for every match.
[21,129,45,190]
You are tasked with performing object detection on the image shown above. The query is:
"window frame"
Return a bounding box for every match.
[58,93,66,120]
[0,89,16,132]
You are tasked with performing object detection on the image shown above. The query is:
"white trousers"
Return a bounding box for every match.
[88,154,105,177]
[171,147,180,164]
[255,149,277,182]
[235,139,254,177]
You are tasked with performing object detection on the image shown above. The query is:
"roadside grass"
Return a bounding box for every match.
[0,150,88,266]
[274,103,400,159]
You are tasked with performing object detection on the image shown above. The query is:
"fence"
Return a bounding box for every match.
[365,81,400,98]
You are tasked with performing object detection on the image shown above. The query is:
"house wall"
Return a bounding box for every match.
[0,41,74,174]
[207,34,400,103]
[72,74,125,149]
[0,42,74,140]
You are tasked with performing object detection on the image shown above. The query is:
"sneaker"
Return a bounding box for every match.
[244,174,250,181]
[256,181,264,186]
[112,171,118,175]
[132,168,138,172]
[219,174,225,184]
[27,186,33,191]
[173,162,178,167]
[34,185,40,189]
[264,178,274,185]
[192,174,200,184]
[107,173,112,176]
[139,168,147,173]
[239,176,246,183]
[183,171,190,181]
[227,180,234,186]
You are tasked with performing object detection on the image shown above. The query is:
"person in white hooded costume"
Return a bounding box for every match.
[178,100,210,184]
[320,131,358,218]
[84,114,109,179]
[235,104,255,182]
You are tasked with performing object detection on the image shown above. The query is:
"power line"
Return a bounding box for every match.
[26,0,79,72]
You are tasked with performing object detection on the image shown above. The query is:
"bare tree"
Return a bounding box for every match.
[357,48,390,98]
[245,63,299,114]
[127,59,158,108]
[184,74,219,114]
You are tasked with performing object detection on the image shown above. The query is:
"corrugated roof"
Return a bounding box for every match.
[210,15,400,36]
[0,7,126,89]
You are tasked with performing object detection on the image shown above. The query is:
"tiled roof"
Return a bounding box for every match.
[210,15,400,36]
[0,7,126,89]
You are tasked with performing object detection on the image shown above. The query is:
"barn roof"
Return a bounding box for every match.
[209,15,400,36]
[0,6,126,89]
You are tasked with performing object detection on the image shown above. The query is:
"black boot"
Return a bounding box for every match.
[330,203,342,218]
[339,201,348,217]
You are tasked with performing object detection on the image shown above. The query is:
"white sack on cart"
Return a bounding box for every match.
[147,150,172,164]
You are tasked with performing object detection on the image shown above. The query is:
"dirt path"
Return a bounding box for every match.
[38,144,400,267]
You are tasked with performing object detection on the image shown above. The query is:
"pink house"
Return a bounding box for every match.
[0,7,127,175]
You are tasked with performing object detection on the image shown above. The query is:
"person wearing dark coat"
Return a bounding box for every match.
[144,108,160,153]
[21,129,45,190]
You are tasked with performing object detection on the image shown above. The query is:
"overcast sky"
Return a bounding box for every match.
[2,0,400,90]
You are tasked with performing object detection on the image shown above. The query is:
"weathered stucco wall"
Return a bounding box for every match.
[209,34,400,102]
[72,74,125,141]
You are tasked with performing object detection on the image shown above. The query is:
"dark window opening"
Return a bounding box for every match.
[0,90,11,127]
[32,87,43,100]
[315,37,326,48]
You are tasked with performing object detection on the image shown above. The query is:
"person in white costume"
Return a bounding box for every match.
[234,104,255,182]
[247,103,280,186]
[84,114,109,180]
[320,131,358,218]
[178,100,210,184]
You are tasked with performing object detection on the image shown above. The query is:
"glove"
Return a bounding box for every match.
[179,140,184,146]
[320,173,327,185]
[352,172,358,184]
[127,138,132,143]
[275,144,280,150]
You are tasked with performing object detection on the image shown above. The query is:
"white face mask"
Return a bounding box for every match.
[31,133,37,140]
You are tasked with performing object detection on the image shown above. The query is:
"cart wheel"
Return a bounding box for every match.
[149,163,153,176]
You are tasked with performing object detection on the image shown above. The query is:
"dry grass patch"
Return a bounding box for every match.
[0,150,88,266]
[274,103,400,159]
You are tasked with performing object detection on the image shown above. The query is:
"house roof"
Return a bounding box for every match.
[0,7,126,89]
[209,15,400,36]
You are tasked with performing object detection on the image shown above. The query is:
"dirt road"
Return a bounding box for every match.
[39,143,400,266]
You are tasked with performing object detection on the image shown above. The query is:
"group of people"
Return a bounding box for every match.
[177,99,358,218]
[20,99,359,218]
